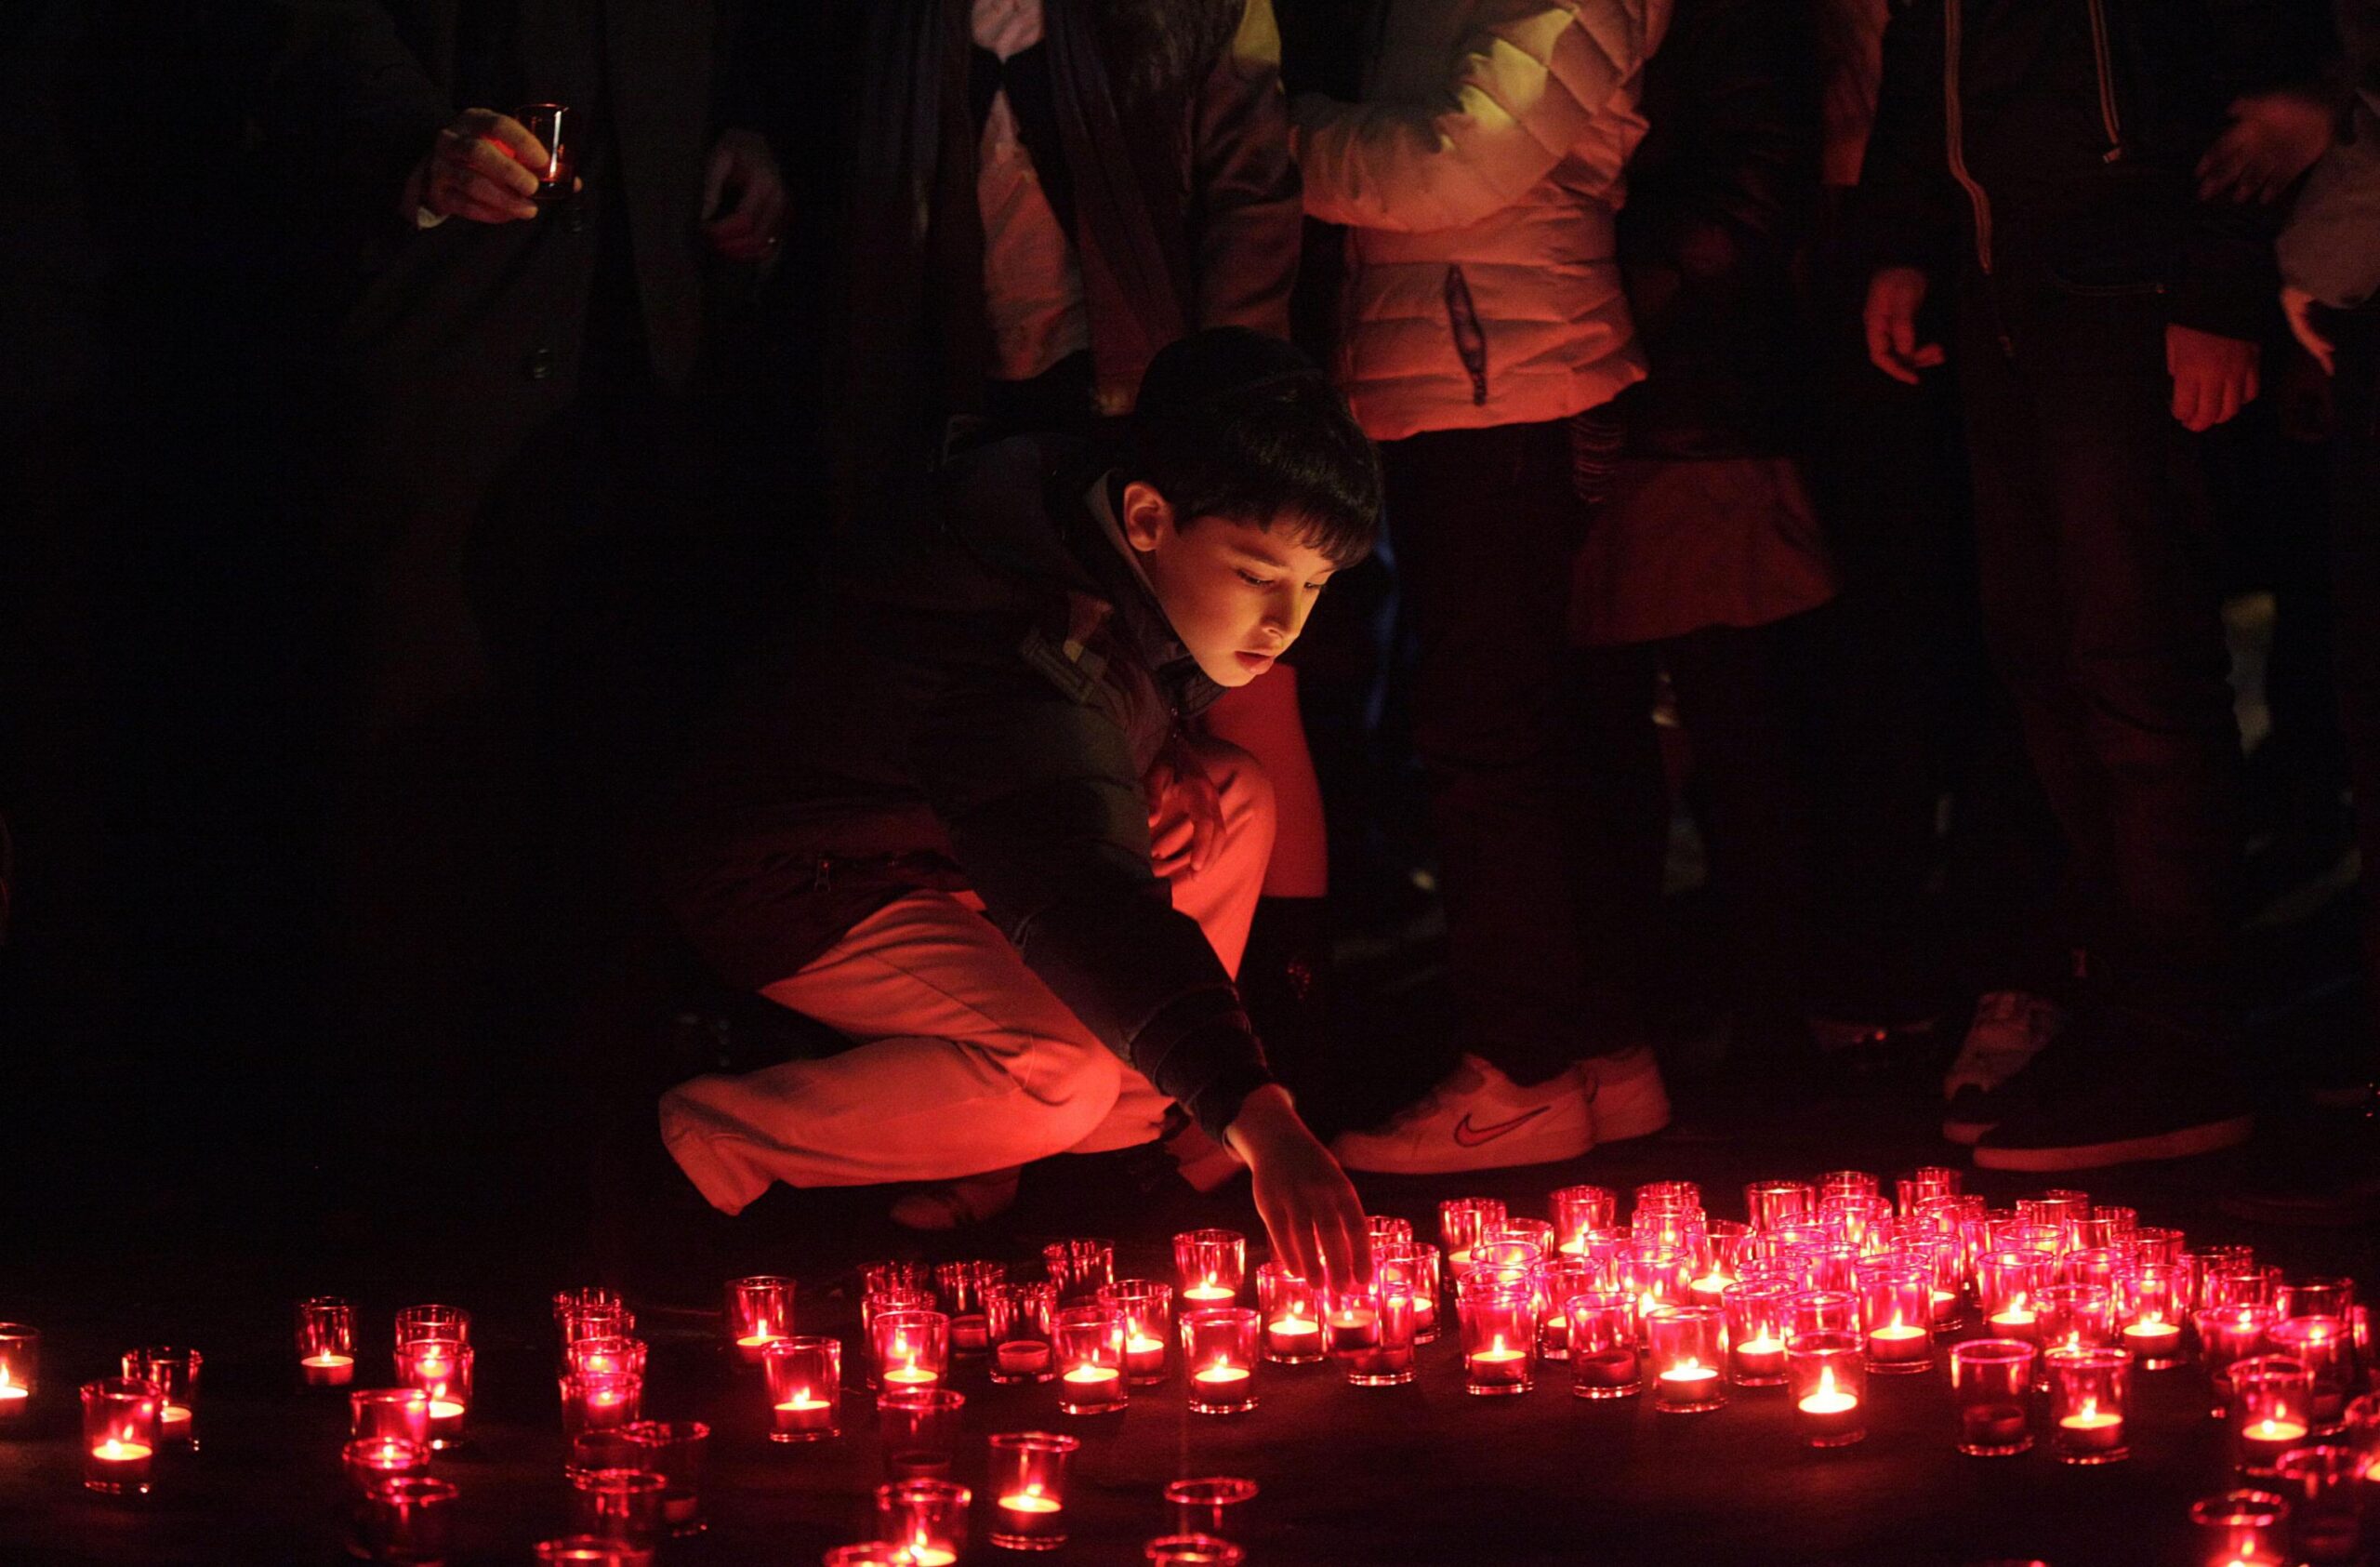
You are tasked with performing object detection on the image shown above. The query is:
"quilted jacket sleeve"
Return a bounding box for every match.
[1292,0,1660,234]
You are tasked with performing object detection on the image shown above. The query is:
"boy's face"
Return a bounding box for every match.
[1118,481,1339,688]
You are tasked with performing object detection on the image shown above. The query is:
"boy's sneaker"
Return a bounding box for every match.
[890,1167,1022,1232]
[1971,1081,2254,1173]
[1581,1046,1670,1144]
[1330,1055,1594,1175]
[1942,990,2067,1145]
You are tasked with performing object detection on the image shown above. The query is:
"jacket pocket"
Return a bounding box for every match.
[1444,264,1489,405]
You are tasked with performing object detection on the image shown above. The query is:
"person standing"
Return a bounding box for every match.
[1293,0,1674,1174]
[1858,0,2320,1171]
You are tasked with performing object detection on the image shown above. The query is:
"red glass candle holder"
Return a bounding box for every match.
[1690,1222,1753,1309]
[297,1299,357,1388]
[988,1431,1078,1550]
[622,1419,708,1536]
[2119,1264,2188,1369]
[1101,1280,1176,1384]
[1565,1292,1640,1400]
[1181,1308,1261,1413]
[1344,1261,1419,1388]
[355,1474,456,1567]
[1323,1276,1384,1362]
[1366,1215,1416,1248]
[2199,1302,2281,1417]
[121,1347,200,1451]
[1053,1307,1128,1414]
[986,1281,1058,1384]
[763,1336,841,1442]
[820,1547,906,1567]
[2035,1283,2117,1378]
[568,1429,640,1485]
[1041,1239,1116,1304]
[1459,1276,1538,1396]
[1787,1333,1868,1448]
[878,1387,964,1481]
[876,1478,970,1566]
[934,1260,1005,1355]
[560,1369,642,1439]
[2188,1489,2293,1567]
[1950,1338,2035,1456]
[552,1285,622,1326]
[345,1434,430,1494]
[1166,1477,1258,1541]
[724,1276,796,1361]
[870,1308,950,1393]
[2281,1277,2355,1320]
[862,1261,933,1297]
[1744,1178,1816,1232]
[1552,1184,1619,1254]
[393,1305,470,1352]
[2266,1316,2351,1430]
[1978,1251,2054,1343]
[0,1324,35,1427]
[2229,1356,2315,1478]
[564,1335,648,1382]
[1539,1259,1600,1360]
[1787,1289,1858,1343]
[570,1467,667,1560]
[83,1378,161,1495]
[1859,1265,1934,1374]
[1647,1306,1727,1413]
[555,1306,637,1375]
[1896,1164,1961,1216]
[1723,1280,1791,1388]
[2046,1345,2132,1465]
[1174,1229,1248,1307]
[1437,1197,1507,1270]
[350,1388,430,1446]
[2272,1446,2363,1565]
[1254,1265,1324,1364]
[1400,1242,1446,1343]
[396,1338,472,1450]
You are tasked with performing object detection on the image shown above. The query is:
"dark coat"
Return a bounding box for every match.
[833,0,1301,529]
[1859,0,2329,340]
[272,0,740,397]
[658,435,1275,1142]
[1613,0,1823,459]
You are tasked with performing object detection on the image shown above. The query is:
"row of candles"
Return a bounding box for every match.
[16,1167,2379,1564]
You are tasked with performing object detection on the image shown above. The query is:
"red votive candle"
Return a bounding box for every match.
[84,1378,161,1496]
[763,1336,841,1442]
[621,1419,708,1536]
[1255,1265,1324,1364]
[1565,1291,1641,1400]
[988,1431,1078,1551]
[1040,1239,1115,1304]
[396,1338,472,1450]
[724,1275,795,1362]
[1174,1228,1248,1308]
[1647,1307,1727,1413]
[1345,1261,1420,1388]
[869,1308,949,1393]
[934,1259,1004,1355]
[876,1478,970,1567]
[393,1305,470,1354]
[297,1298,357,1388]
[0,1324,38,1427]
[2187,1489,2294,1567]
[2228,1355,2314,1478]
[350,1388,431,1446]
[570,1466,666,1561]
[1181,1308,1262,1413]
[1788,1333,1868,1448]
[1437,1196,1507,1272]
[986,1281,1058,1384]
[560,1369,641,1439]
[1724,1280,1791,1388]
[877,1387,964,1481]
[1101,1279,1176,1384]
[1053,1307,1128,1414]
[1859,1265,1935,1374]
[2046,1346,2132,1465]
[1950,1339,2036,1457]
[1459,1274,1538,1397]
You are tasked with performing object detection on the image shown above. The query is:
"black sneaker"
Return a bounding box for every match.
[1941,991,2068,1145]
[1972,1075,2253,1173]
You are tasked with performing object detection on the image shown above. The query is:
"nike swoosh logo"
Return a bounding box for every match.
[1452,1106,1554,1148]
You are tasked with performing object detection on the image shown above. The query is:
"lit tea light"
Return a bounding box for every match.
[1865,1322,1932,1367]
[1791,1347,1867,1449]
[1689,1269,1736,1311]
[2121,1317,2182,1362]
[1467,1339,1530,1390]
[1124,1333,1170,1382]
[2055,1401,2124,1453]
[2045,1347,2131,1465]
[1263,1312,1319,1359]
[1324,1305,1379,1356]
[724,1276,796,1365]
[1656,1362,1724,1406]
[158,1404,193,1445]
[996,1487,1064,1538]
[1647,1307,1729,1413]
[881,1362,939,1388]
[300,1353,356,1388]
[1731,1334,1786,1382]
[774,1392,833,1435]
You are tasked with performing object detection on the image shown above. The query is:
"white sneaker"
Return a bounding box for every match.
[1581,1046,1670,1143]
[1330,1055,1594,1175]
[1945,991,2067,1101]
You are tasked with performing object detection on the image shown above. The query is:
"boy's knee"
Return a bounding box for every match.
[1025,1033,1128,1148]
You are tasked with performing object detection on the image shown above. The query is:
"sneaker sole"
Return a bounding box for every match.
[1972,1114,2254,1174]
[1331,1129,1594,1176]
[1940,1117,1993,1147]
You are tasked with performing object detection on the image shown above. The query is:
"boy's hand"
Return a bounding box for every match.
[2167,323,2260,432]
[1223,1085,1368,1289]
[1863,266,1946,385]
[1145,749,1224,879]
[2197,91,2335,205]
[403,108,546,223]
[2282,284,2337,378]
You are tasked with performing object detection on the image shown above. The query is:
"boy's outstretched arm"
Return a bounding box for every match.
[1225,1084,1370,1289]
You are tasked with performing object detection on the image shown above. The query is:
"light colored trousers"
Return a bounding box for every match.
[660,740,1274,1214]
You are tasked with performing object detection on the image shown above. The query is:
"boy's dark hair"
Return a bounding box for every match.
[1120,328,1383,565]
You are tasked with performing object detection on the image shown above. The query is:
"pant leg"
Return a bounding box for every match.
[1962,267,2242,1032]
[657,737,1276,1207]
[2329,315,2380,1060]
[1564,642,1670,1051]
[1382,420,1592,1082]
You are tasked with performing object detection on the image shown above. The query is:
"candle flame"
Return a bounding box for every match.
[1817,1364,1839,1398]
[2076,1396,2096,1422]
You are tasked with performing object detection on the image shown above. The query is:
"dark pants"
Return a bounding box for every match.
[1380,419,1593,1082]
[1567,618,1820,1044]
[1955,263,2243,1039]
[2328,313,2380,1061]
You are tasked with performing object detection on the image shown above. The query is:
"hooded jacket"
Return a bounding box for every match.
[659,435,1274,1142]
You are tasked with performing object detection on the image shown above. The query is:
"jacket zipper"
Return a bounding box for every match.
[1943,0,1994,274]
[2084,0,2126,162]
[1444,264,1490,405]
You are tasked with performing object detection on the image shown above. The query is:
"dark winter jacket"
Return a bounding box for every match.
[1859,0,2329,340]
[659,435,1274,1142]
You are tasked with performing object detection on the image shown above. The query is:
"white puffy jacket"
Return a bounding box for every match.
[1293,0,1672,441]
